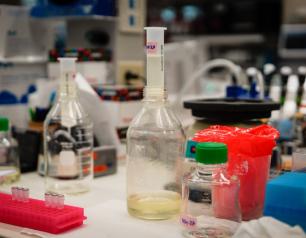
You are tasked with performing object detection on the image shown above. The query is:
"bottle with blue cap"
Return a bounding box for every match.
[0,117,20,184]
[181,142,240,237]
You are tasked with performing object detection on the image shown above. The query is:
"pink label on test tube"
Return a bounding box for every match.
[146,41,158,54]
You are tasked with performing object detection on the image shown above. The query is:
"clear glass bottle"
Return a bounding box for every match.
[126,27,186,220]
[181,142,240,238]
[0,117,20,184]
[44,58,93,194]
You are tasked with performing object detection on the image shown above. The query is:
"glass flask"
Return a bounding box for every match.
[127,89,186,220]
[44,58,93,194]
[181,142,240,238]
[127,27,186,220]
[0,117,20,185]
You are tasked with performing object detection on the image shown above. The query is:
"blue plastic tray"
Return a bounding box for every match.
[264,172,306,231]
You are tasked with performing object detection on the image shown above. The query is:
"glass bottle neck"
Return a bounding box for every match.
[143,97,167,103]
[143,87,167,103]
[58,91,78,101]
[59,72,77,99]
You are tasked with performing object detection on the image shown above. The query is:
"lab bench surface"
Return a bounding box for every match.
[0,165,183,238]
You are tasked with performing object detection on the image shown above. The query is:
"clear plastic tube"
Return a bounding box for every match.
[58,58,77,98]
[11,187,17,200]
[45,192,51,207]
[144,27,167,98]
[22,188,29,202]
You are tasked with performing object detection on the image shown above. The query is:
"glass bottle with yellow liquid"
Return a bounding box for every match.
[126,27,186,220]
[0,117,20,184]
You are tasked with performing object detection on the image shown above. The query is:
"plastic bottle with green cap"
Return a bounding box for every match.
[0,117,20,184]
[181,142,240,237]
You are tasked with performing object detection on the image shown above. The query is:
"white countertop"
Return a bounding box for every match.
[0,163,183,238]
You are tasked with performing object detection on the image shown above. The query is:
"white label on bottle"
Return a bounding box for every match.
[58,150,78,177]
[181,215,197,229]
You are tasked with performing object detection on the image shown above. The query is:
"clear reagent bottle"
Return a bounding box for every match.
[181,142,240,238]
[126,27,186,220]
[0,117,20,184]
[44,58,93,194]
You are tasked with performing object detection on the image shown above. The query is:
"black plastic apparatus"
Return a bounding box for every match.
[176,59,280,136]
[184,98,280,136]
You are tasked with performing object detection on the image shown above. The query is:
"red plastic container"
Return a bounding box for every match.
[193,125,279,220]
[212,180,240,221]
[0,192,86,234]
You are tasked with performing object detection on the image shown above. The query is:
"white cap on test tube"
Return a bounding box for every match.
[58,57,77,73]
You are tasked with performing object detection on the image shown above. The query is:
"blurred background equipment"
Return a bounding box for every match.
[0,0,304,186]
[0,0,305,236]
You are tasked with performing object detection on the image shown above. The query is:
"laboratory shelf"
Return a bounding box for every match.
[30,15,117,22]
[0,56,47,64]
[172,34,265,44]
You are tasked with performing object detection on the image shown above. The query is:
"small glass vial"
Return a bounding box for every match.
[0,117,20,184]
[44,58,93,194]
[181,142,240,238]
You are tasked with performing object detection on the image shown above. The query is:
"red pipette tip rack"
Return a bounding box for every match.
[0,189,86,234]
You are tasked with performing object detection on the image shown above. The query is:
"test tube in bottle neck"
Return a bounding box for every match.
[58,58,77,98]
[144,27,167,99]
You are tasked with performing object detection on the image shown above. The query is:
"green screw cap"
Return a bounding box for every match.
[195,142,228,164]
[0,117,9,132]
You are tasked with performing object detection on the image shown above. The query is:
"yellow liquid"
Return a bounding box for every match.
[0,167,20,185]
[127,191,181,220]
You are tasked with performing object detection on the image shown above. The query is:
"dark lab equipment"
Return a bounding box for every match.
[184,98,280,137]
[93,146,117,177]
[184,98,280,122]
[13,130,42,173]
